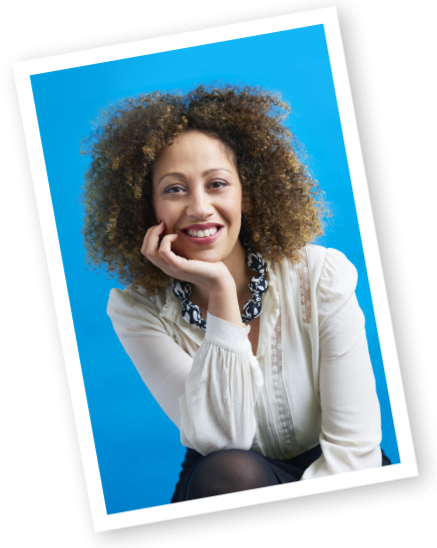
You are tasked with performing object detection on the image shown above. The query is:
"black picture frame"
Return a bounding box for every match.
[6,0,436,547]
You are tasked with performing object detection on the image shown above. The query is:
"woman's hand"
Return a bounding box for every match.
[141,222,244,327]
[141,222,233,294]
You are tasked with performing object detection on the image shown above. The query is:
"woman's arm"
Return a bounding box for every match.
[301,250,382,479]
[107,288,193,430]
[107,289,263,454]
[179,312,263,455]
[108,222,264,454]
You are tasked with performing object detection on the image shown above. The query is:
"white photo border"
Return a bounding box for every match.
[13,6,417,532]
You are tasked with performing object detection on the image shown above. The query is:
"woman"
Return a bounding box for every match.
[81,84,390,502]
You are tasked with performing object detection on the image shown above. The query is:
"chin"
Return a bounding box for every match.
[175,245,224,263]
[188,251,224,263]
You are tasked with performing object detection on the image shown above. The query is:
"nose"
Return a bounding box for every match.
[186,186,214,219]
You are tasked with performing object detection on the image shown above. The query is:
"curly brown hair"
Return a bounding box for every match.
[81,83,325,293]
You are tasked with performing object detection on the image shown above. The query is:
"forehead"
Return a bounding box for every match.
[152,131,236,177]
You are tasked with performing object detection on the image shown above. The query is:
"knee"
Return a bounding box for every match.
[185,449,277,500]
[202,449,259,487]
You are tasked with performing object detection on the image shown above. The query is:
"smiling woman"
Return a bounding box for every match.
[152,131,244,263]
[81,84,390,503]
[147,130,254,331]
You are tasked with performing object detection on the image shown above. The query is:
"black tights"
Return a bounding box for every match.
[173,445,391,502]
[185,449,279,500]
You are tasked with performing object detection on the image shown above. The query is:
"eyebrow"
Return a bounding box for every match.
[157,168,232,186]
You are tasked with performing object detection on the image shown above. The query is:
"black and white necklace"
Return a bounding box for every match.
[172,245,269,332]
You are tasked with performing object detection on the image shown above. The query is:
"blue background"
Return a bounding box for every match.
[30,24,399,515]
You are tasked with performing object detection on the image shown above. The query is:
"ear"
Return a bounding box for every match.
[242,198,251,213]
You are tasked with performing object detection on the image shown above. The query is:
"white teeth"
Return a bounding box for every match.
[187,227,218,238]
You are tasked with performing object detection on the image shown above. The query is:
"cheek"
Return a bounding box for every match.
[153,200,176,230]
[225,199,243,229]
[152,187,171,219]
[152,201,162,222]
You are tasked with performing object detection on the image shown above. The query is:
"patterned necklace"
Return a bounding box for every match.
[172,245,269,332]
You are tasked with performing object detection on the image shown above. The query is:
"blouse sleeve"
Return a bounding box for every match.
[301,249,382,480]
[107,288,192,431]
[179,313,263,456]
[107,288,263,456]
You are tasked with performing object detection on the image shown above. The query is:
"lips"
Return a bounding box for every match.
[180,224,224,246]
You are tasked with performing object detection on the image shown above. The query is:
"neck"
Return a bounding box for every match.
[191,239,252,309]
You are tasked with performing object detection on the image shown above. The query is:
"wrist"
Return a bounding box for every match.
[207,275,242,327]
[210,269,236,292]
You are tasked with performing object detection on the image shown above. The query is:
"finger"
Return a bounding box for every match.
[142,224,178,277]
[149,232,180,277]
[159,234,188,273]
[158,233,179,259]
[142,231,173,276]
[141,221,165,257]
[141,224,157,255]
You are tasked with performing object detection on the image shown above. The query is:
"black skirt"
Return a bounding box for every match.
[171,445,392,503]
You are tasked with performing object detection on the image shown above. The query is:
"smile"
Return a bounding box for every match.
[180,225,224,246]
[186,227,218,238]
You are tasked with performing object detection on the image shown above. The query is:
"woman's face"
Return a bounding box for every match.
[152,130,244,263]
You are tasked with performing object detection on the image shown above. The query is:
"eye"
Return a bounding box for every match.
[209,180,228,189]
[163,185,185,194]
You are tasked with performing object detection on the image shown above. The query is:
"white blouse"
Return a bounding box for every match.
[107,245,382,480]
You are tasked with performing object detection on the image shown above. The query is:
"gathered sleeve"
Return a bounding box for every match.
[107,287,263,456]
[179,313,263,456]
[301,249,382,480]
